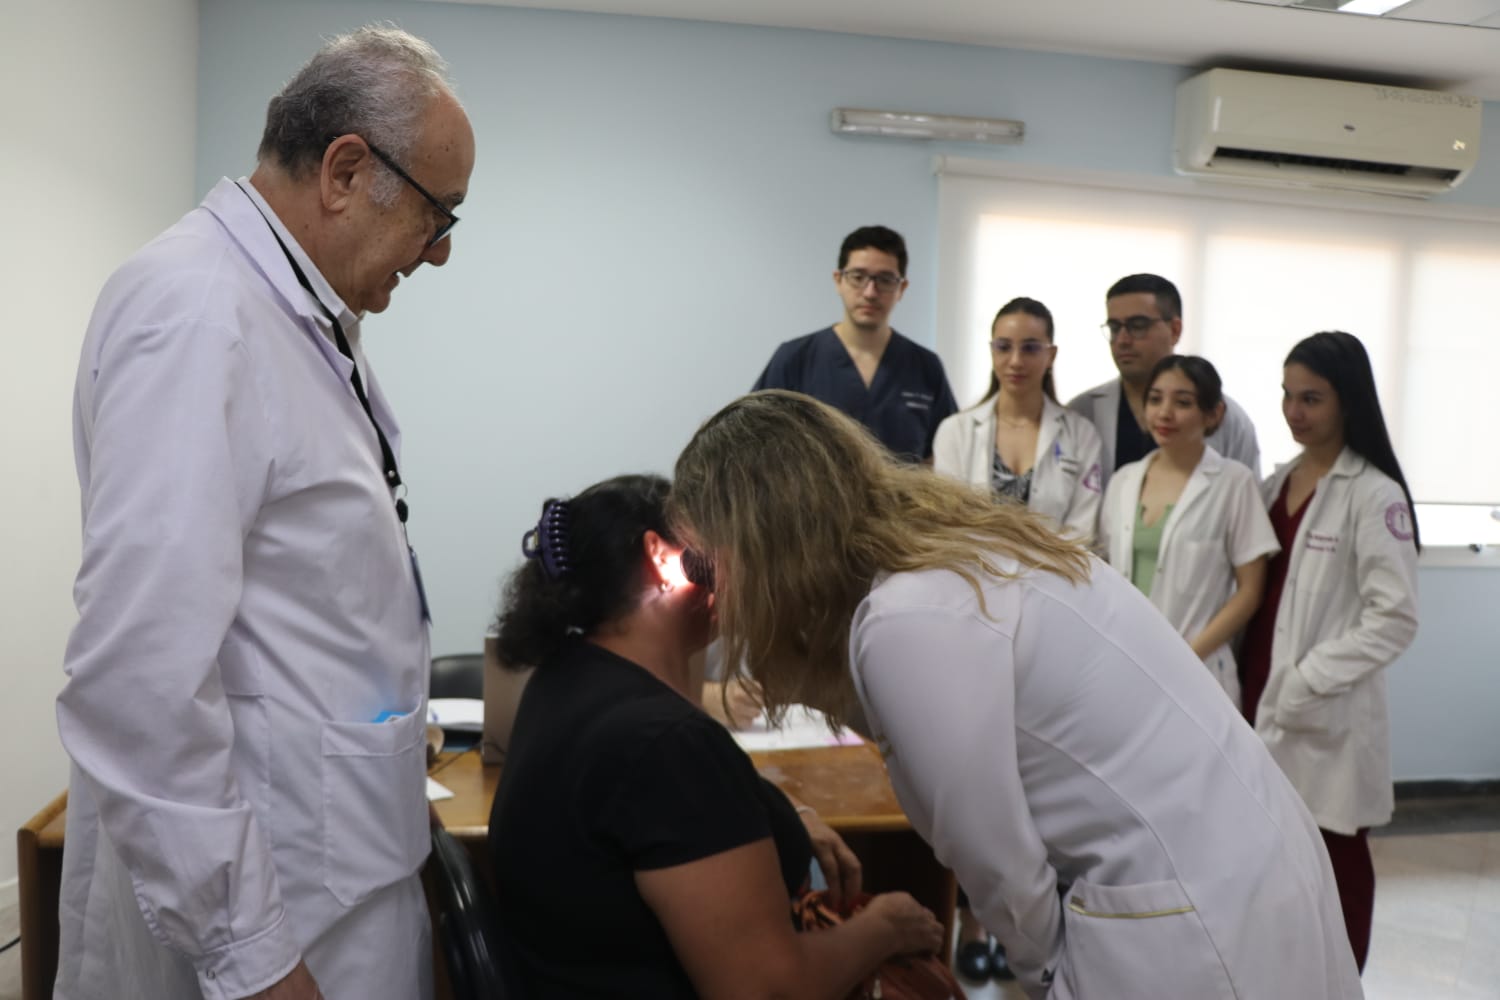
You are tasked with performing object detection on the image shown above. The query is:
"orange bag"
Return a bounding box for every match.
[791,890,967,1000]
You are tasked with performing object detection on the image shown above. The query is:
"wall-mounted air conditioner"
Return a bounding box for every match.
[1174,68,1481,198]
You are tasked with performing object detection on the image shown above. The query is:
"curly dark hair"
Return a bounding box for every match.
[495,475,674,668]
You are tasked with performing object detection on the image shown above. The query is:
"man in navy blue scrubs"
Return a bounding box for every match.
[752,226,957,463]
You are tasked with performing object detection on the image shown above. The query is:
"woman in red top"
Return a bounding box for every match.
[1240,331,1420,972]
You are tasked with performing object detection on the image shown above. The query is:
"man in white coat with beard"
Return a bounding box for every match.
[55,26,474,1000]
[1068,273,1260,489]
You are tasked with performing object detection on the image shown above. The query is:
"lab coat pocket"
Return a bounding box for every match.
[321,707,430,907]
[1274,664,1350,737]
[1059,877,1232,1000]
[1168,540,1224,597]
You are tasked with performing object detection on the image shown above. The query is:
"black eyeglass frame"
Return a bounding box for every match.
[327,134,460,247]
[1099,315,1166,341]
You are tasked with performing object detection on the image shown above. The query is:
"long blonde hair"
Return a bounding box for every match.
[669,390,1090,727]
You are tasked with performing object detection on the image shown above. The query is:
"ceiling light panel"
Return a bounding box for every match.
[1226,0,1500,25]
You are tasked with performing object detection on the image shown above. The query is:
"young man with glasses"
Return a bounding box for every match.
[1067,273,1260,489]
[55,26,473,1000]
[752,225,958,463]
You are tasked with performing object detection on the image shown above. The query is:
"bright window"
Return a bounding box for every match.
[935,161,1500,546]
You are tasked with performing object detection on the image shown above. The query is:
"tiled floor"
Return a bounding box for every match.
[2,827,1495,999]
[0,899,18,1000]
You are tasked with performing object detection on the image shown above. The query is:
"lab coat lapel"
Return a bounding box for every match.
[968,404,996,483]
[1095,381,1121,469]
[1034,398,1065,470]
[207,179,357,387]
[1160,448,1222,554]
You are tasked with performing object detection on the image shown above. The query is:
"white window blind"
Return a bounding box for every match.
[935,161,1500,537]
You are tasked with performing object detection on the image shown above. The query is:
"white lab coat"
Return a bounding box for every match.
[1099,447,1279,704]
[55,179,433,1000]
[1254,449,1420,835]
[932,396,1104,544]
[849,561,1360,999]
[1066,377,1261,488]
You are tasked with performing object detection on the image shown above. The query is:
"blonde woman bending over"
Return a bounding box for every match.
[669,390,1361,1000]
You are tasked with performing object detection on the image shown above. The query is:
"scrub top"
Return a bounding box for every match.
[753,327,958,462]
[1114,389,1156,470]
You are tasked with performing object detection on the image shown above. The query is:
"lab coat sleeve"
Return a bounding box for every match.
[58,315,300,999]
[1096,474,1123,563]
[1059,423,1104,547]
[851,604,1060,999]
[931,414,966,481]
[1225,469,1280,567]
[1297,482,1419,694]
[1219,400,1262,478]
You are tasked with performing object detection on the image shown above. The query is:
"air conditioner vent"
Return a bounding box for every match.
[1174,69,1481,198]
[1211,147,1462,183]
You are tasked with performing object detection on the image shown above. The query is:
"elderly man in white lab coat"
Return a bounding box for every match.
[55,26,475,1000]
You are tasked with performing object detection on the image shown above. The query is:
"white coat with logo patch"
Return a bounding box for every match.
[1254,448,1419,835]
[932,396,1104,544]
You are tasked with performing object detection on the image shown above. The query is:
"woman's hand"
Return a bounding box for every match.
[798,809,862,907]
[863,892,944,956]
[702,677,765,730]
[245,960,322,1000]
[723,676,764,729]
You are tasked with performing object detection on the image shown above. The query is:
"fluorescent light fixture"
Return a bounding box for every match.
[1338,0,1408,14]
[831,108,1024,144]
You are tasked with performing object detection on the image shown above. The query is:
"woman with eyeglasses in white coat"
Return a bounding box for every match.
[1099,355,1279,706]
[933,297,1104,544]
[1239,331,1420,974]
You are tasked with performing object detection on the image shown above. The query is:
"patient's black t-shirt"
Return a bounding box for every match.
[488,640,813,998]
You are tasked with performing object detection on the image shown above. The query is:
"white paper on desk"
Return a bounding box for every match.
[731,706,863,752]
[426,777,455,802]
[428,697,484,732]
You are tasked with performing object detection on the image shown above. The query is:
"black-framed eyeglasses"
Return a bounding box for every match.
[329,134,460,247]
[840,269,903,294]
[1101,315,1164,341]
[991,338,1050,357]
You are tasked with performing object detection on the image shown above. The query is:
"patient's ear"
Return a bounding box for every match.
[643,529,672,588]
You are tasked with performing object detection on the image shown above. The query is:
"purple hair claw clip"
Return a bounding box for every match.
[522,499,572,579]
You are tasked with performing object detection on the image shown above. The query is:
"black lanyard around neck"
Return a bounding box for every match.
[241,185,409,524]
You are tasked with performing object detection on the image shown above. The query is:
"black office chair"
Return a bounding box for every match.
[430,826,509,999]
[430,653,484,700]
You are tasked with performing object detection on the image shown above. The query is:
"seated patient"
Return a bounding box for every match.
[488,474,942,999]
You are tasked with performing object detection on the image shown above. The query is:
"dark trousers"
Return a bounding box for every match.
[1320,826,1374,972]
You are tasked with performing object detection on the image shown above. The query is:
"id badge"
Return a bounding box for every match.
[409,545,432,624]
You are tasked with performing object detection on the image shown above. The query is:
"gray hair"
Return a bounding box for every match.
[257,24,455,205]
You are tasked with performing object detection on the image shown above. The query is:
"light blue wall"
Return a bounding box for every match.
[198,0,1499,780]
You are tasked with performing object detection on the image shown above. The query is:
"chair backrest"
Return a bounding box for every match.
[430,826,508,999]
[431,653,485,700]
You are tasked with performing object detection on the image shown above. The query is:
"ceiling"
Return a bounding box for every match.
[429,0,1500,98]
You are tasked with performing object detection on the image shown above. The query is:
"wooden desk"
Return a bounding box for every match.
[17,792,66,1000]
[20,743,953,1000]
[430,741,956,947]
